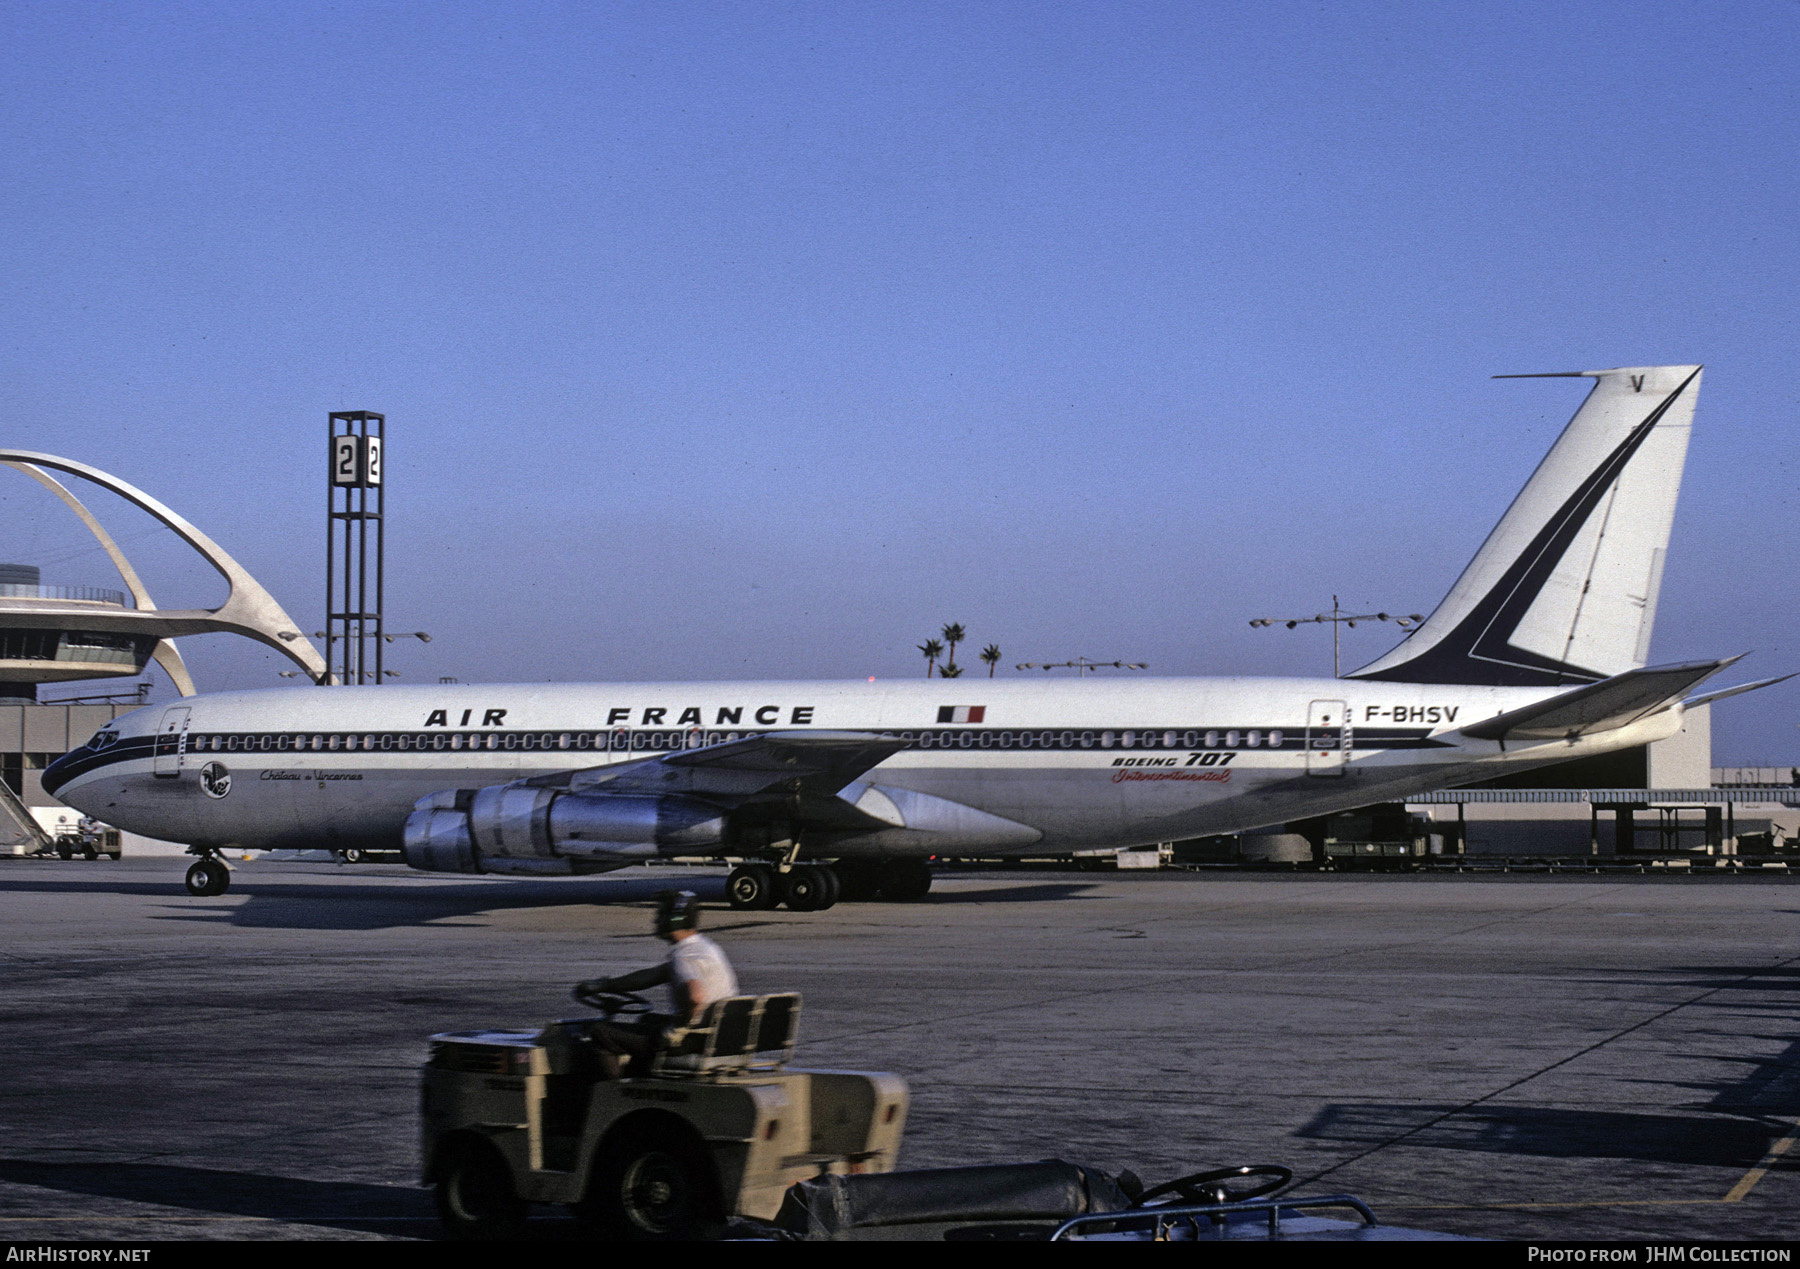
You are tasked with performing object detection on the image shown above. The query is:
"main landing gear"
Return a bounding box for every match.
[725,863,836,912]
[184,852,231,897]
[725,858,932,911]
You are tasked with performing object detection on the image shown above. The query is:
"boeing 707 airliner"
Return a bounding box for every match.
[44,365,1787,904]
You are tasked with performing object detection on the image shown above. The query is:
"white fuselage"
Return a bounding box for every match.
[46,675,1682,859]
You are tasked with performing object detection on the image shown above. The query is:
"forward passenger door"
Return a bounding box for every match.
[152,707,191,778]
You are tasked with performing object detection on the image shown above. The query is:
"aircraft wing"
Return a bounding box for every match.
[1458,657,1743,744]
[520,730,909,805]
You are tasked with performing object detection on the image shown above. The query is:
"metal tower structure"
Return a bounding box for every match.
[326,412,385,686]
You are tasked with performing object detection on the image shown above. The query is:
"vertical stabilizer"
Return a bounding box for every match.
[1350,365,1700,686]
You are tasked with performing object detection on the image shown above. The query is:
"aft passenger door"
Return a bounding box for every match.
[152,707,191,778]
[1305,699,1349,777]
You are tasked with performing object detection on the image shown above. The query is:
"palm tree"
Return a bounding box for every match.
[980,644,1001,677]
[939,661,964,678]
[941,623,966,674]
[918,638,943,678]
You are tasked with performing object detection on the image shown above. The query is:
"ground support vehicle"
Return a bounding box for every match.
[40,820,120,861]
[421,990,907,1240]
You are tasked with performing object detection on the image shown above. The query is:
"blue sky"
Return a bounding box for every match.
[1,1,1795,761]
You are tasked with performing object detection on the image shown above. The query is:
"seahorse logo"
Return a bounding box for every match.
[199,761,232,800]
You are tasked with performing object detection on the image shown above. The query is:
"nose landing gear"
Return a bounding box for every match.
[183,853,231,897]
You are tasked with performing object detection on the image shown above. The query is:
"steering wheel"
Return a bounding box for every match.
[571,984,655,1017]
[1135,1165,1293,1207]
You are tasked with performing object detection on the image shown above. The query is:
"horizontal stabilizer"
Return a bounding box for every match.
[1683,672,1796,710]
[1459,657,1740,743]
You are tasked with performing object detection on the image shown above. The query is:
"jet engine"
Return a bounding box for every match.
[400,784,728,875]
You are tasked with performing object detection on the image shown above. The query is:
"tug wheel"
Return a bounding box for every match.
[435,1136,527,1241]
[725,864,778,911]
[184,859,229,898]
[582,1119,722,1241]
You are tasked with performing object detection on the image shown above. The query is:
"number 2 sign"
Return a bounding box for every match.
[330,435,382,487]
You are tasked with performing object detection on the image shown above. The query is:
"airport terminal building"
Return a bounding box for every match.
[0,564,155,852]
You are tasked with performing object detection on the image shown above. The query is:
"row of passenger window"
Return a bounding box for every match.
[186,730,725,754]
[913,728,1285,750]
[181,727,1290,755]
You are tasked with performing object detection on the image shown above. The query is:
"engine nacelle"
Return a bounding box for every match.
[402,800,479,873]
[400,784,727,874]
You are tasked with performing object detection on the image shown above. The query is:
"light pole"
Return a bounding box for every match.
[1014,658,1149,677]
[311,631,432,644]
[305,631,431,681]
[1249,597,1422,678]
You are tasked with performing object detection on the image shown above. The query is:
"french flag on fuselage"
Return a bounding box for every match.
[936,705,986,724]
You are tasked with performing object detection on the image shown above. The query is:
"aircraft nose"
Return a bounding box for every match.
[41,727,123,801]
[41,749,79,799]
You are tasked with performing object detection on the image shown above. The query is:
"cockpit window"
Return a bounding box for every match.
[88,730,119,750]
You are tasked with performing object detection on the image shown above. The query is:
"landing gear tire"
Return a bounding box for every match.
[783,865,841,911]
[781,865,824,911]
[726,863,778,911]
[878,858,933,902]
[835,861,881,902]
[342,847,366,864]
[581,1122,722,1241]
[184,858,230,897]
[435,1136,527,1241]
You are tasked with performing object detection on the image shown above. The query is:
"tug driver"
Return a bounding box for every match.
[574,890,738,1076]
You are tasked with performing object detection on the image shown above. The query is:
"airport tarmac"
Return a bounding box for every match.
[0,857,1797,1242]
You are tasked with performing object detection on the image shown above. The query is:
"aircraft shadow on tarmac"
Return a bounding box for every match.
[0,869,1106,931]
[1295,1103,1780,1169]
[158,876,1107,928]
[1299,963,1800,1171]
[0,1159,603,1241]
[913,881,1102,905]
[0,1159,435,1238]
[0,871,730,932]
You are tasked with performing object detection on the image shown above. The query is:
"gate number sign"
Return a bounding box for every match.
[330,435,383,487]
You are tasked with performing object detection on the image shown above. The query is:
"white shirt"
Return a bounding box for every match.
[667,933,738,1014]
